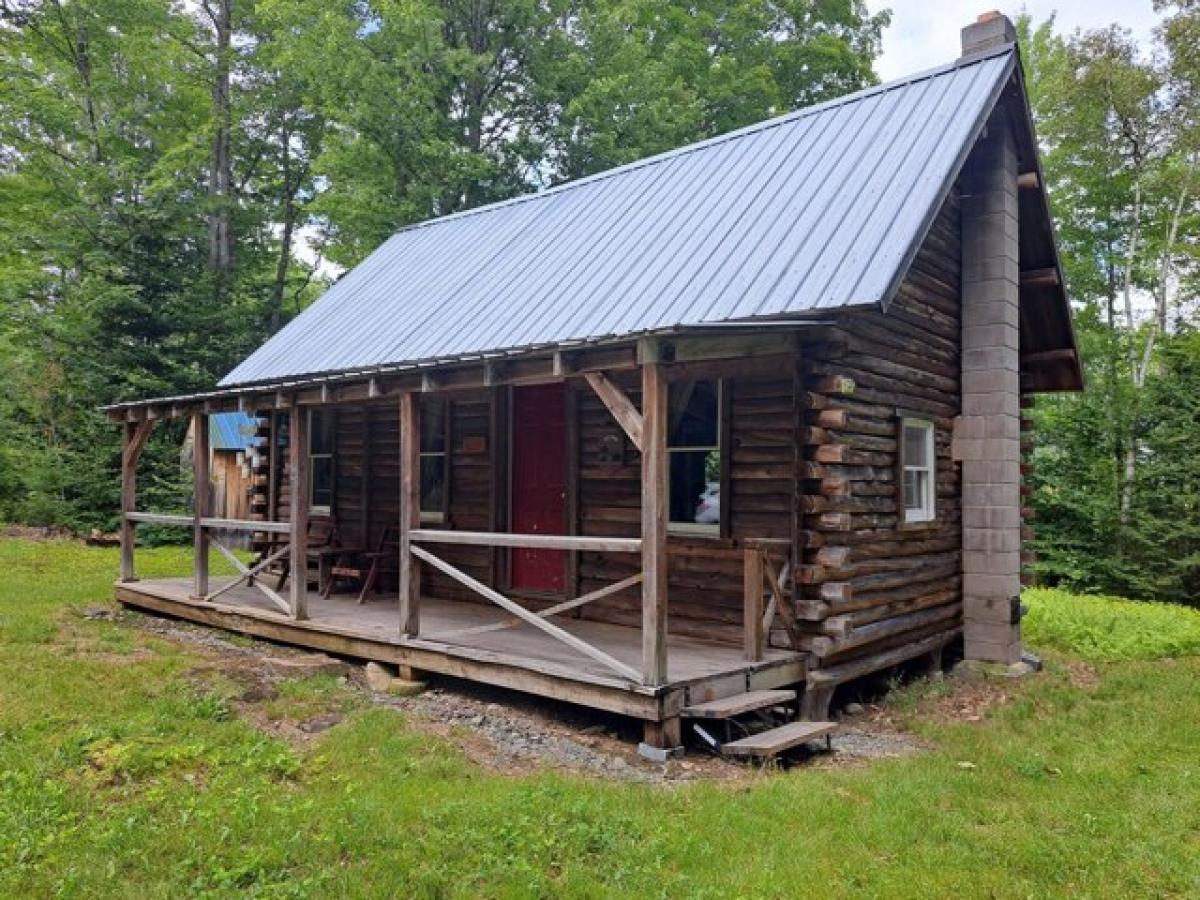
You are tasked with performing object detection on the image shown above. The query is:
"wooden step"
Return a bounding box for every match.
[682,689,797,720]
[720,720,838,759]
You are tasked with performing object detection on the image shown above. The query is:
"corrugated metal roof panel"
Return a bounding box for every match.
[221,49,1015,388]
[210,412,261,450]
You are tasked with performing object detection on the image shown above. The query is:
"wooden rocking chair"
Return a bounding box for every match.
[322,523,399,604]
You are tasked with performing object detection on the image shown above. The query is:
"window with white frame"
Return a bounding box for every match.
[419,400,448,523]
[667,379,722,535]
[309,409,335,514]
[902,418,935,523]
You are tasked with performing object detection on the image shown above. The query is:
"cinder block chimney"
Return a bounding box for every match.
[960,9,1016,58]
[957,10,1025,666]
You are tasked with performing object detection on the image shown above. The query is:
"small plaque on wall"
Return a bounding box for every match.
[460,434,487,454]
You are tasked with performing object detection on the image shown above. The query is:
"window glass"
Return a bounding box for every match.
[420,400,447,520]
[420,401,446,454]
[311,456,334,511]
[902,419,935,523]
[667,380,721,532]
[309,409,334,513]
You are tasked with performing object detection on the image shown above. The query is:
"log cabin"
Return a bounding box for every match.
[182,412,262,548]
[105,12,1082,755]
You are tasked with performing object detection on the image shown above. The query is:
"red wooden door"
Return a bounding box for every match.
[510,383,566,592]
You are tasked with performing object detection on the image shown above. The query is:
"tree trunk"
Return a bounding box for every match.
[1117,181,1143,528]
[207,0,234,286]
[269,120,295,334]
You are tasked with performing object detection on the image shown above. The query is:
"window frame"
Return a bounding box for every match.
[899,416,936,525]
[419,399,450,524]
[666,378,726,538]
[308,408,335,516]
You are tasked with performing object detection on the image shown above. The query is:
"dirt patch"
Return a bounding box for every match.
[0,524,74,540]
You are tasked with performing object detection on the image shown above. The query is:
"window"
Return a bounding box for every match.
[309,409,334,514]
[420,400,448,522]
[901,418,935,523]
[667,379,722,535]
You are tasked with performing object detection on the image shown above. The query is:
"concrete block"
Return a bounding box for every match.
[962,347,1019,373]
[961,390,1020,416]
[963,505,1023,529]
[964,572,1022,596]
[962,185,1019,218]
[963,482,1021,508]
[976,208,1020,242]
[956,414,1020,441]
[962,253,1020,285]
[964,527,1022,553]
[963,549,1022,576]
[963,323,1019,352]
[962,297,1021,329]
[956,437,1020,463]
[964,634,1023,665]
[962,459,1021,484]
[963,368,1020,396]
[963,277,1019,311]
[964,593,1020,624]
[962,233,1020,268]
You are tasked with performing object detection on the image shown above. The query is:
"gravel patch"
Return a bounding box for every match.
[124,607,925,779]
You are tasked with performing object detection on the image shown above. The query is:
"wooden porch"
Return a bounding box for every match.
[116,576,806,725]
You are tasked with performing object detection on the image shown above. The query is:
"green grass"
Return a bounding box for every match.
[1024,587,1200,661]
[1,538,1198,898]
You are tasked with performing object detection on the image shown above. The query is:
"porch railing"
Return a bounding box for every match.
[409,529,644,683]
[122,511,293,616]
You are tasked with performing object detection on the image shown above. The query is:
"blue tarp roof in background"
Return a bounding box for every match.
[209,412,262,451]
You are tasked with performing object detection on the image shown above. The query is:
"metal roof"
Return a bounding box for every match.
[221,48,1017,389]
[209,412,262,451]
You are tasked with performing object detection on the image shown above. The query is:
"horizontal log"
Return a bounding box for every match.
[835,588,960,631]
[807,627,961,686]
[806,375,856,396]
[412,529,641,553]
[803,602,962,658]
[201,517,290,534]
[124,511,192,527]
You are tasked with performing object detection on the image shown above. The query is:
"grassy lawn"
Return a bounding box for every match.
[1,538,1197,898]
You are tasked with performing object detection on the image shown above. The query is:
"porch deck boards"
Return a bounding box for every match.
[116,577,806,722]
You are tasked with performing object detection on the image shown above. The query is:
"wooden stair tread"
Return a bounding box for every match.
[720,721,838,758]
[682,689,797,720]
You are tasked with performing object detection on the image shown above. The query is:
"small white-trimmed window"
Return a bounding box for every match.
[902,418,935,523]
[309,409,335,514]
[419,400,448,523]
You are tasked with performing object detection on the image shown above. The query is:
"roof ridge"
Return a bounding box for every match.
[381,45,1016,240]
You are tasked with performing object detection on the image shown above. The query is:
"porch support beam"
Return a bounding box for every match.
[584,372,644,452]
[399,392,421,637]
[288,401,309,620]
[640,361,669,686]
[119,419,155,582]
[191,412,210,599]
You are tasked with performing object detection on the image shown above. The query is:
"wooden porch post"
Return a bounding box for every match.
[191,412,211,599]
[119,420,154,582]
[399,392,420,637]
[641,361,669,686]
[288,402,309,620]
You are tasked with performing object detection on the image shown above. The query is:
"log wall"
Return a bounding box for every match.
[790,190,965,679]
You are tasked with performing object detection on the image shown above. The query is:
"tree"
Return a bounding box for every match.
[1021,13,1200,602]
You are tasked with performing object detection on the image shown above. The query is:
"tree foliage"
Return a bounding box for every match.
[1021,7,1200,603]
[0,0,886,529]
